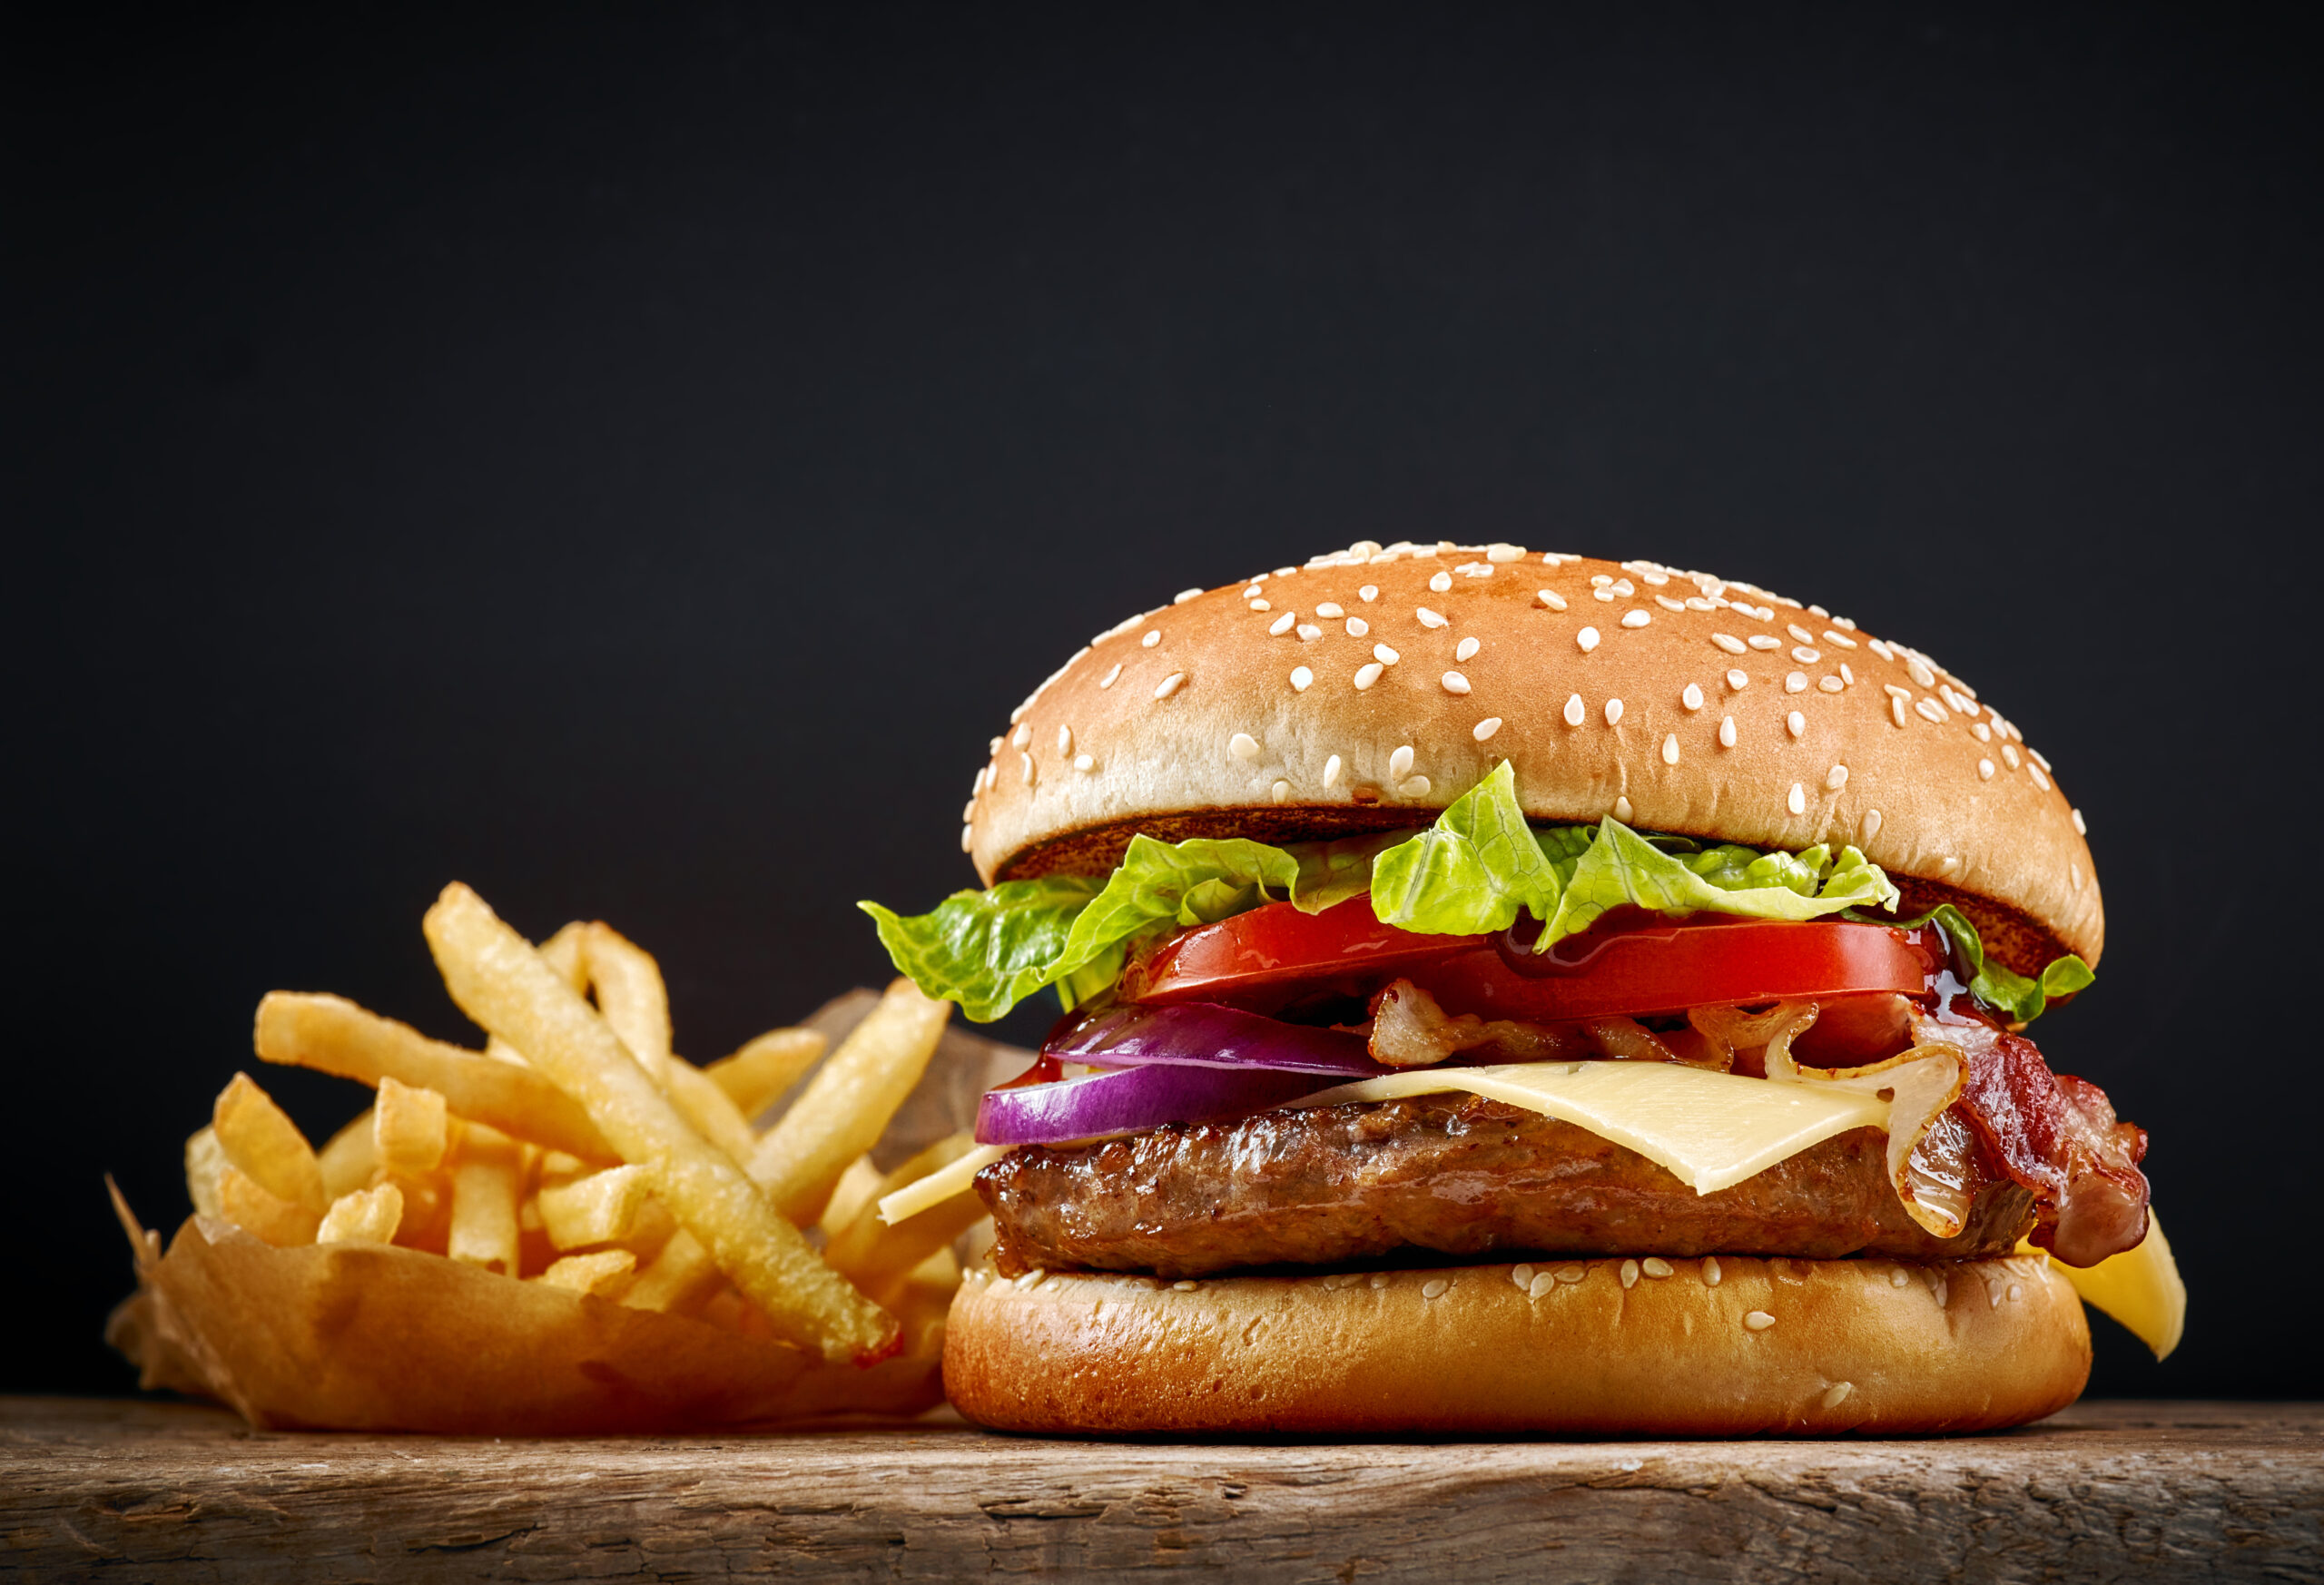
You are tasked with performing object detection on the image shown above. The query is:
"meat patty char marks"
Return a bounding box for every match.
[980,1095,2035,1279]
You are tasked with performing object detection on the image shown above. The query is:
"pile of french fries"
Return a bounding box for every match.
[107,882,995,1432]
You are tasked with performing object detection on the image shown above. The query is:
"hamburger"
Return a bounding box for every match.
[864,542,2181,1434]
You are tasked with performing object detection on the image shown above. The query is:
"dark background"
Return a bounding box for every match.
[8,6,2318,1399]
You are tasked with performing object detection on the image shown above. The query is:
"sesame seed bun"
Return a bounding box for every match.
[966,545,2102,972]
[943,1253,2090,1435]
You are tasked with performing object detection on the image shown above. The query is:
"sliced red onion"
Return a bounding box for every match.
[975,1062,1333,1147]
[1046,1000,1386,1077]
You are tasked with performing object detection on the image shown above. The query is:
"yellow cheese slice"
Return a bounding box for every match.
[2020,1210,2185,1360]
[1294,1062,1892,1196]
[877,1143,1009,1226]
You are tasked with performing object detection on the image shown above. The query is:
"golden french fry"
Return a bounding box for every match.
[748,979,950,1226]
[219,1166,320,1246]
[487,922,593,1067]
[373,1077,449,1176]
[184,1127,228,1219]
[255,992,614,1161]
[316,1110,378,1201]
[819,1155,884,1237]
[385,1172,452,1255]
[823,1134,988,1302]
[665,1060,756,1167]
[705,1028,824,1119]
[212,1073,327,1216]
[422,882,897,1364]
[582,921,672,1090]
[536,1164,653,1250]
[537,1248,637,1298]
[317,1182,404,1245]
[447,1122,522,1275]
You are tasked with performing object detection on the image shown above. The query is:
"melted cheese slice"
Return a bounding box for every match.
[2022,1210,2185,1360]
[1294,1061,1891,1196]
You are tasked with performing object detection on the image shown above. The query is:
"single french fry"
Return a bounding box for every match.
[212,1073,328,1216]
[536,1163,654,1250]
[255,992,615,1161]
[447,1122,523,1275]
[487,922,594,1066]
[317,1181,405,1245]
[665,1060,756,1167]
[537,1247,637,1298]
[219,1166,321,1245]
[185,1127,228,1219]
[617,1228,727,1315]
[582,921,672,1090]
[747,979,950,1226]
[317,1109,378,1201]
[706,1028,825,1119]
[373,1077,450,1176]
[422,882,897,1364]
[819,1156,885,1237]
[386,1171,452,1255]
[823,1134,988,1302]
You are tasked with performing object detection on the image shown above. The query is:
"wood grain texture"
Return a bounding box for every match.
[4,1397,2318,1583]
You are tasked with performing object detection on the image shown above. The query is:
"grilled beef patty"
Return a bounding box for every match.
[980,1094,2035,1279]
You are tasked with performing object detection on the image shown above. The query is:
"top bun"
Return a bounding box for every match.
[964,544,2101,971]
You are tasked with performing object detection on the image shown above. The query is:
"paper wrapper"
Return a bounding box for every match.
[107,1206,948,1434]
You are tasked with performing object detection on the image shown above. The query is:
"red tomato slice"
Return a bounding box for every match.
[1124,897,1942,1023]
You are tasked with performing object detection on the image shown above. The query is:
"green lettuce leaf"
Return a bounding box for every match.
[1371,762,1580,933]
[1915,902,2095,1025]
[860,875,1108,1023]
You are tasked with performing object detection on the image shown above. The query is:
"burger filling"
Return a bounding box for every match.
[865,763,2147,1281]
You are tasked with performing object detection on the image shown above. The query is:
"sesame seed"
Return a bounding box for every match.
[1074,753,1095,773]
[2072,807,2087,835]
[1890,696,1909,729]
[1370,1272,1389,1289]
[1882,683,1910,699]
[1142,630,1163,649]
[1428,570,1452,593]
[1154,672,1187,700]
[1791,647,1820,665]
[1621,609,1651,629]
[1473,716,1503,742]
[1822,630,1858,649]
[1290,665,1315,692]
[1787,624,1814,644]
[1374,643,1400,665]
[1827,764,1848,792]
[1890,1267,1910,1287]
[1020,753,1036,786]
[1712,633,1747,655]
[1511,1263,1534,1289]
[1972,721,1992,742]
[1643,570,1669,585]
[1655,595,1687,613]
[1248,598,1271,612]
[2002,743,2021,769]
[2069,862,2083,891]
[1354,662,1384,690]
[1537,589,1569,611]
[1359,585,1379,602]
[1455,635,1481,662]
[1718,715,1738,748]
[1270,612,1296,636]
[1914,698,1947,724]
[1840,664,1854,685]
[1906,658,1936,688]
[1604,697,1624,726]
[1315,602,1344,619]
[1614,795,1634,822]
[989,735,1005,755]
[1703,1257,1722,1286]
[1564,694,1586,726]
[1786,672,1807,694]
[1271,779,1291,804]
[1173,1279,1198,1291]
[1592,586,1615,602]
[1296,624,1323,642]
[1442,671,1472,695]
[1787,783,1806,815]
[1682,683,1705,711]
[1417,1276,1450,1300]
[1389,745,1415,780]
[1642,1256,1673,1278]
[1553,1263,1583,1284]
[1868,638,1893,660]
[1577,626,1601,653]
[1787,711,1806,738]
[960,823,974,852]
[2029,764,2053,792]
[1661,733,1680,765]
[1054,727,1071,756]
[1821,1383,1854,1410]
[1748,635,1783,651]
[1244,581,1265,594]
[1458,562,1493,578]
[1418,606,1448,629]
[1938,854,1962,877]
[2008,1282,2023,1303]
[1346,617,1370,637]
[1275,566,1297,576]
[1978,758,1995,780]
[1403,775,1432,796]
[1744,1310,1776,1332]
[1620,1259,1640,1289]
[1727,669,1748,691]
[1487,543,1524,563]
[1590,574,1613,587]
[1528,1272,1556,1297]
[1612,578,1634,596]
[1323,754,1344,788]
[1229,732,1261,762]
[1011,724,1032,749]
[1817,675,1842,694]
[1686,596,1714,611]
[2029,747,2053,773]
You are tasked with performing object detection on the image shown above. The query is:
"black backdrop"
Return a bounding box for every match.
[10,6,2318,1399]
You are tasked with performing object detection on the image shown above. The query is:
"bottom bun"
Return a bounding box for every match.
[944,1254,2089,1435]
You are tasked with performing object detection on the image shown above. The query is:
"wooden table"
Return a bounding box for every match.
[4,1397,2317,1582]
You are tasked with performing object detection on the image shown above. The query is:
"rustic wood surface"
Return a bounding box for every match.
[4,1397,2317,1582]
